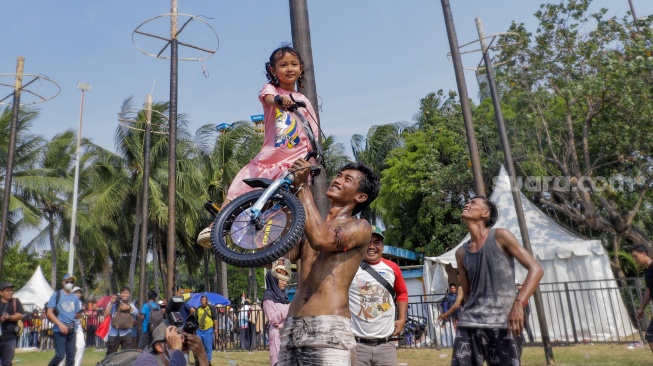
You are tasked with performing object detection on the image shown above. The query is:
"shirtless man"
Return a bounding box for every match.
[276,159,380,365]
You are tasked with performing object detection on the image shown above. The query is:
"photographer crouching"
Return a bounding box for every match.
[133,323,209,366]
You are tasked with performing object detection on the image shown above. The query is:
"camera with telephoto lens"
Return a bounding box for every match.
[165,295,185,328]
[182,316,199,335]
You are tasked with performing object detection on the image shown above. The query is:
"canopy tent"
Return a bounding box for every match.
[423,166,636,342]
[14,265,55,313]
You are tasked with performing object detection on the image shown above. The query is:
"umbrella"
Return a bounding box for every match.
[186,292,229,308]
[96,295,113,309]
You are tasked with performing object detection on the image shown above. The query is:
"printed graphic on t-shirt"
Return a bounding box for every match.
[61,300,76,313]
[354,272,393,319]
[274,108,300,148]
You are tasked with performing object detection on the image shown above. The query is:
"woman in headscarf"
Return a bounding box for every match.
[263,258,291,365]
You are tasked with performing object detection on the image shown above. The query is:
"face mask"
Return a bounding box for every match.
[64,283,74,291]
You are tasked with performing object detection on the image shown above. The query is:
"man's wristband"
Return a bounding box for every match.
[514,299,524,306]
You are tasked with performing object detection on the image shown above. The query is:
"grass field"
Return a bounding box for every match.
[14,344,653,365]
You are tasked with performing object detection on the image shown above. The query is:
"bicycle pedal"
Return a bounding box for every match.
[204,201,221,217]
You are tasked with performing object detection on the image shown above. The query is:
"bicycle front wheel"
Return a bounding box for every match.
[211,189,306,267]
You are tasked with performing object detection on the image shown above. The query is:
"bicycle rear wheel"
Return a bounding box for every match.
[211,189,305,267]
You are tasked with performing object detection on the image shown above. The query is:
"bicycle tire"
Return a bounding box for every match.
[211,189,306,267]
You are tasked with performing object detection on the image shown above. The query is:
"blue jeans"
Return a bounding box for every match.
[197,328,214,362]
[48,330,76,366]
[0,339,17,366]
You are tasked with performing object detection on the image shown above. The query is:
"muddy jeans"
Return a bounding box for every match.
[276,315,356,366]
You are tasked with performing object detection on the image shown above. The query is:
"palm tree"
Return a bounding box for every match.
[0,107,44,247]
[195,121,263,297]
[350,122,412,223]
[321,134,352,180]
[21,130,80,287]
[110,97,207,296]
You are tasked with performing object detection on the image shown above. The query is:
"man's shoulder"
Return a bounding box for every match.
[379,258,401,271]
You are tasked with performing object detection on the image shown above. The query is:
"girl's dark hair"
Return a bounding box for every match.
[339,162,380,215]
[265,44,306,89]
[475,196,498,227]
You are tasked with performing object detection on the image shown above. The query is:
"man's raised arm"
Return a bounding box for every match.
[290,158,371,253]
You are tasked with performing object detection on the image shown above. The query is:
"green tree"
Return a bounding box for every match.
[377,91,490,255]
[321,134,352,181]
[493,0,653,277]
[351,122,413,223]
[0,107,44,247]
[2,243,40,288]
[195,121,264,299]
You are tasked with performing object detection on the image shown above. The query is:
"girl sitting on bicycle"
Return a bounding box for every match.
[221,44,320,208]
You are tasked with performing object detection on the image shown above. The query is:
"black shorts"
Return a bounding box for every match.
[451,327,522,366]
[646,319,653,342]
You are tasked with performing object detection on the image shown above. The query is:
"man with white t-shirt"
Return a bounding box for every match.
[349,225,408,365]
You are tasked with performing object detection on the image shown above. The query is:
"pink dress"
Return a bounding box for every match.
[226,83,320,201]
[263,300,290,366]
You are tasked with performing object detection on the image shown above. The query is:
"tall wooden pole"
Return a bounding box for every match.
[138,94,153,323]
[0,56,24,275]
[440,0,486,196]
[68,82,90,275]
[288,0,328,217]
[166,0,179,300]
[476,18,554,365]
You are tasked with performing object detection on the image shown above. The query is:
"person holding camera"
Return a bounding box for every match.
[0,282,23,366]
[189,295,218,364]
[58,287,85,366]
[46,274,81,366]
[133,323,209,366]
[103,286,138,356]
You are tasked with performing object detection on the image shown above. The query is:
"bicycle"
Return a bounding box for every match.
[208,94,325,267]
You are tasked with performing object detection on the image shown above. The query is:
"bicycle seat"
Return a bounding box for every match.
[243,178,274,189]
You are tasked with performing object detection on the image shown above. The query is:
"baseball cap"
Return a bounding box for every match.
[371,225,384,240]
[0,282,14,291]
[151,323,167,346]
[72,286,82,293]
[62,274,76,282]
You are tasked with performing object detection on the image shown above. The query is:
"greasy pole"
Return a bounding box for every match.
[0,56,24,275]
[167,0,179,300]
[138,94,153,322]
[440,0,486,196]
[288,0,328,218]
[476,17,554,365]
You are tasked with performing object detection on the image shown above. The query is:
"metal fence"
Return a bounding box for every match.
[398,277,650,349]
[16,308,271,352]
[16,278,651,351]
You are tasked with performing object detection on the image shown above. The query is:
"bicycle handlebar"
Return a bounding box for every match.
[273,94,306,112]
[274,94,325,177]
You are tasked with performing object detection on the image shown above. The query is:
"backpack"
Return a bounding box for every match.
[111,303,135,330]
[146,303,163,332]
[96,349,141,366]
[44,290,62,316]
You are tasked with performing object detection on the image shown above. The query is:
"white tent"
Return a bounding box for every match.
[14,265,55,312]
[423,166,636,342]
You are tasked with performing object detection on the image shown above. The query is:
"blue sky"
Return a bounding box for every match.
[2,0,651,158]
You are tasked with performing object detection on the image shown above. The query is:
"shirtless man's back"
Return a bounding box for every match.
[276,159,380,366]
